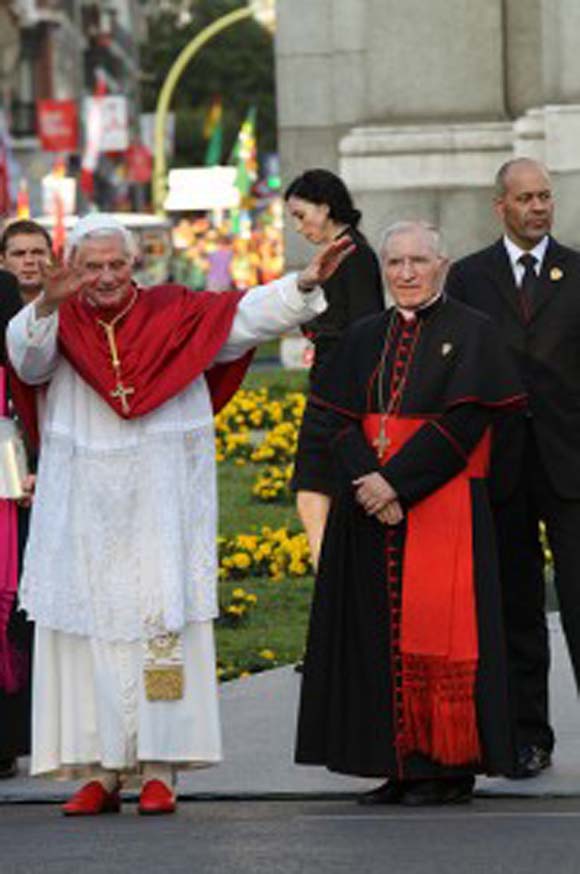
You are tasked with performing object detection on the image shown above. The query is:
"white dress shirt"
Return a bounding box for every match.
[503,234,549,287]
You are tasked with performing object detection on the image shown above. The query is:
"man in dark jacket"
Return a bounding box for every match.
[445,158,580,778]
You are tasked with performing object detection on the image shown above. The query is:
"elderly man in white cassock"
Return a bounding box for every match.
[6,213,352,816]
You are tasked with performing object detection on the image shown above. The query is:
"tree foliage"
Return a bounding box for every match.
[140,0,276,167]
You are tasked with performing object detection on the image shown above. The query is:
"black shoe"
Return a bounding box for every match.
[357,779,408,806]
[0,758,17,779]
[401,776,475,807]
[511,745,552,779]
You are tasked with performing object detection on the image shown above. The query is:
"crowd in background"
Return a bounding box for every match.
[171,209,284,292]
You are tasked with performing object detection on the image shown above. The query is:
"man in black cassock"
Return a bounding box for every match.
[295,221,525,805]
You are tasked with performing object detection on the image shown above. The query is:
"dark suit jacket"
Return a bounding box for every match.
[0,269,23,365]
[445,237,580,500]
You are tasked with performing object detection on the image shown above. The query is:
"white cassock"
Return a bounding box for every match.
[7,274,325,779]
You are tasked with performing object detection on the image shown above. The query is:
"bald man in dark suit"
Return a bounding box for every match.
[446,158,580,778]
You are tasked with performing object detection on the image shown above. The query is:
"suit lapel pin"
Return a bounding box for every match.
[441,342,453,356]
[550,267,563,281]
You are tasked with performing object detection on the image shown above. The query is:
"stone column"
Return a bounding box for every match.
[276,0,580,263]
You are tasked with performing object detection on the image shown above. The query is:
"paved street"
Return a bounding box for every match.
[1,614,580,872]
[4,798,580,874]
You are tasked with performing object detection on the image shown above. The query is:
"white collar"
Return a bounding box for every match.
[503,234,549,270]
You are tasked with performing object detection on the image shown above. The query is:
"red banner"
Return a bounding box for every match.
[126,142,153,183]
[37,100,79,152]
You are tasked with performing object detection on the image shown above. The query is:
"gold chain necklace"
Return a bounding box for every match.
[96,286,139,414]
[372,311,422,456]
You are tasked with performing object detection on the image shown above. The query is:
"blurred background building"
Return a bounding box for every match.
[0,0,143,215]
[276,0,580,264]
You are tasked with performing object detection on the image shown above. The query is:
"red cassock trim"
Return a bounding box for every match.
[362,414,488,766]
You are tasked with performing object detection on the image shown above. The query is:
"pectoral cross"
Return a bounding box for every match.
[111,381,135,414]
[373,417,390,458]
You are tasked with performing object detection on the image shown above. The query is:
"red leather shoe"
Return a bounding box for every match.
[62,781,121,816]
[138,779,176,815]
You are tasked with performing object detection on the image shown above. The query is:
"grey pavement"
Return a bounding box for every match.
[5,799,580,874]
[1,613,578,804]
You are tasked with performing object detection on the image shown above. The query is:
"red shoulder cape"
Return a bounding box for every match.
[10,285,253,447]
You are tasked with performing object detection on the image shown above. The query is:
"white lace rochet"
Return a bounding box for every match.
[19,374,220,642]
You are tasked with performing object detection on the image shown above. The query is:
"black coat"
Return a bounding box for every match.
[445,238,580,501]
[0,270,23,365]
[296,300,522,778]
[303,227,384,384]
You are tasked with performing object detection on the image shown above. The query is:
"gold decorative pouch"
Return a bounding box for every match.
[143,628,184,702]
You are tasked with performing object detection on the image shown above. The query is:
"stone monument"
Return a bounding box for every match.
[276,0,580,264]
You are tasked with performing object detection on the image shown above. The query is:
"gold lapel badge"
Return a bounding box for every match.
[441,342,453,357]
[550,267,563,281]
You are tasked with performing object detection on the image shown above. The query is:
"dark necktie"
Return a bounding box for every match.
[518,253,538,322]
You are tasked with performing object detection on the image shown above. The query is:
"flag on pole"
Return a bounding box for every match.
[203,96,223,166]
[51,158,67,256]
[16,179,30,219]
[80,70,107,198]
[0,111,11,215]
[232,107,258,205]
[0,141,9,216]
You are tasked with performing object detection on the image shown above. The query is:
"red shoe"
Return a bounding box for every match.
[138,779,177,815]
[62,781,121,816]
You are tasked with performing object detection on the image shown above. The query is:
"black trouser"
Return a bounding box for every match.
[494,427,580,753]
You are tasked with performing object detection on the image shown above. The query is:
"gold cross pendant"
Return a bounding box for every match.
[111,381,135,414]
[373,418,390,457]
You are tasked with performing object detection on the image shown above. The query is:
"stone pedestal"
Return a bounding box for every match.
[340,122,513,257]
[276,0,580,264]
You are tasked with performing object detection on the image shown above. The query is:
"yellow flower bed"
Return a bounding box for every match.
[215,388,305,464]
[218,585,259,627]
[252,464,293,503]
[217,648,278,682]
[218,526,312,581]
[249,421,299,464]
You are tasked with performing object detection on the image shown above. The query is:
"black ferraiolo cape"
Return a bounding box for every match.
[295,296,525,779]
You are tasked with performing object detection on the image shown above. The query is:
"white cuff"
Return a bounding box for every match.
[26,298,58,344]
[278,273,326,315]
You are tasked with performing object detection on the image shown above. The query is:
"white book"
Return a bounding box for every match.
[0,418,28,499]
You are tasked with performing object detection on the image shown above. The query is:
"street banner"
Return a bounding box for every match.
[81,72,107,197]
[42,174,76,216]
[83,95,129,153]
[126,141,153,183]
[140,113,175,156]
[37,100,79,152]
[164,166,240,211]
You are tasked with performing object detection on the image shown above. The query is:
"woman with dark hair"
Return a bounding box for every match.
[285,169,385,567]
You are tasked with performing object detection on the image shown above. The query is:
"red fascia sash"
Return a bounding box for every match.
[362,414,490,766]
